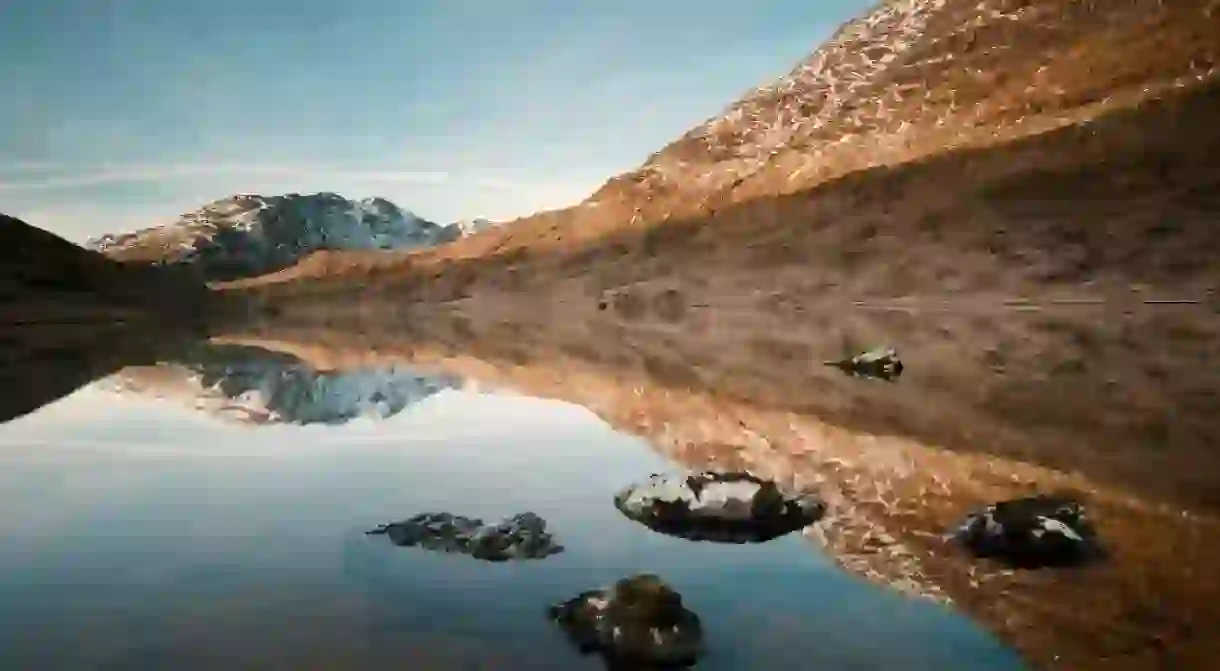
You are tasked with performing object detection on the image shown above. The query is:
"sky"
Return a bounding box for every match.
[1,0,871,242]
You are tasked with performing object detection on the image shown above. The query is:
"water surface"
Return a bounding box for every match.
[0,350,1029,670]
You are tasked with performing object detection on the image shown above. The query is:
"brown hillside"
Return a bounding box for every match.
[220,0,1220,298]
[228,72,1220,304]
[0,213,219,422]
[1,212,215,326]
[590,0,1220,218]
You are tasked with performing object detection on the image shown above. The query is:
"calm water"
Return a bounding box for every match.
[0,349,1029,670]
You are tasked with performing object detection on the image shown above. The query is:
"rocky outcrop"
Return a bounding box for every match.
[824,345,905,381]
[88,192,469,281]
[549,574,704,669]
[613,471,825,543]
[366,512,563,562]
[951,495,1103,568]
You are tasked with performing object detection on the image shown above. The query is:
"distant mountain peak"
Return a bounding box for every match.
[87,191,474,281]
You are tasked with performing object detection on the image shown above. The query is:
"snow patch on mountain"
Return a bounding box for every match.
[87,192,473,281]
[451,218,497,236]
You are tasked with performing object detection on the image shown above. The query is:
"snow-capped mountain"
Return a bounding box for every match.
[103,344,464,426]
[88,192,470,281]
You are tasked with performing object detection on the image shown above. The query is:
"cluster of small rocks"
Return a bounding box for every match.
[366,511,563,562]
[366,469,821,667]
[368,460,1100,668]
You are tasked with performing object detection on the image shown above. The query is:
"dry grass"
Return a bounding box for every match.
[217,0,1220,302]
[228,73,1220,306]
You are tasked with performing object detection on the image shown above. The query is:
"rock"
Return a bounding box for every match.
[951,495,1103,568]
[366,511,564,562]
[613,471,825,543]
[549,574,704,668]
[824,345,904,381]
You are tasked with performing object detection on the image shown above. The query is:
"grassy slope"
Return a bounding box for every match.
[223,0,1220,299]
[1,213,214,324]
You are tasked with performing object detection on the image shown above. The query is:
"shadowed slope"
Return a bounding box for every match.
[1,212,214,325]
[0,213,220,423]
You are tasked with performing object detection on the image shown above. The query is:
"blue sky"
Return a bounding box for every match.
[1,0,869,241]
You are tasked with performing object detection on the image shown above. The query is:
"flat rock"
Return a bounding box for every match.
[366,511,563,561]
[549,573,704,669]
[951,495,1103,568]
[614,471,825,543]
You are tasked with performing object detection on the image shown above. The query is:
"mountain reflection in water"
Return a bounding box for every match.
[0,329,1028,670]
[104,343,464,426]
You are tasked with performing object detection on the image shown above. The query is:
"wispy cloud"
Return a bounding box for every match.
[0,163,536,192]
[0,159,70,175]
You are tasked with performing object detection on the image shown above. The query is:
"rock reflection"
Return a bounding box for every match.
[950,495,1105,569]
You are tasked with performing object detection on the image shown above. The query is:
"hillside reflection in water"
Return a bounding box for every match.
[0,342,1026,670]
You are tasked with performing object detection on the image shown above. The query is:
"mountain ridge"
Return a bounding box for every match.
[218,0,1219,300]
[88,191,479,282]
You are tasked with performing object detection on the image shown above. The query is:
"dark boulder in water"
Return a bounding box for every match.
[951,495,1103,568]
[613,471,825,543]
[549,573,704,669]
[366,511,563,561]
[823,345,904,381]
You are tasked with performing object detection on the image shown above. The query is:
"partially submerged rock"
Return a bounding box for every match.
[549,573,704,669]
[951,495,1103,568]
[366,511,563,561]
[824,345,904,381]
[614,471,825,543]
